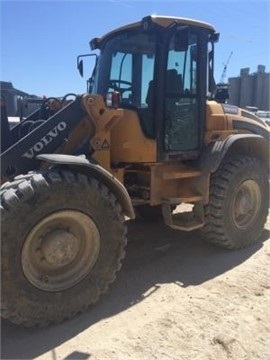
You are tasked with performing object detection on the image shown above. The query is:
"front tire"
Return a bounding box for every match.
[1,170,127,326]
[201,156,269,249]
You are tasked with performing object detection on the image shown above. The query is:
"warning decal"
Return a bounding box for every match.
[101,139,110,149]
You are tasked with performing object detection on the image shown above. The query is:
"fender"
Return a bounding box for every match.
[200,134,269,173]
[36,153,135,219]
[195,134,269,204]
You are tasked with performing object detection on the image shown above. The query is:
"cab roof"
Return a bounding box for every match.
[90,15,216,49]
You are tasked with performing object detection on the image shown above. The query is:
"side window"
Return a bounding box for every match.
[108,52,155,108]
[167,33,198,94]
[141,54,155,107]
[99,31,157,138]
[189,44,197,94]
[109,52,132,103]
[208,42,216,97]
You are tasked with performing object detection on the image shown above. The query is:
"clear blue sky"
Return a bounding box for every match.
[1,0,269,97]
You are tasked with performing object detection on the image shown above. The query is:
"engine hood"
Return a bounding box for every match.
[222,104,270,140]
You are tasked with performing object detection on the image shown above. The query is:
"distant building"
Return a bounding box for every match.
[228,65,270,111]
[1,81,42,118]
[1,81,29,116]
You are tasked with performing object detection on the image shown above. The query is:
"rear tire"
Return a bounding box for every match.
[201,156,269,249]
[1,170,127,327]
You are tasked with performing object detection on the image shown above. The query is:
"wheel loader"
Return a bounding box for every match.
[1,15,269,327]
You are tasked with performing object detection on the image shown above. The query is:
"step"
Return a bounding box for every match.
[162,194,203,204]
[161,169,201,180]
[161,203,204,231]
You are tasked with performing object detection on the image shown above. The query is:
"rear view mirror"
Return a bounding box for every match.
[77,59,84,77]
[76,53,98,79]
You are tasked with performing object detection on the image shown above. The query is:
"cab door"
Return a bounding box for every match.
[161,29,205,159]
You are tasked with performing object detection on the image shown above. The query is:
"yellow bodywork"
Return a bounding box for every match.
[81,94,268,205]
[205,101,236,143]
[110,109,156,163]
[81,94,157,182]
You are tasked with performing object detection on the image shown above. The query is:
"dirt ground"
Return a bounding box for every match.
[1,211,270,360]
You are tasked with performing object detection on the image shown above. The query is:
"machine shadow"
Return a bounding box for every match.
[1,219,268,360]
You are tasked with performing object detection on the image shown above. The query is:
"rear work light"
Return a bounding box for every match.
[105,91,121,109]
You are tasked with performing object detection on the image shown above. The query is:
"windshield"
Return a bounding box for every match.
[91,30,157,108]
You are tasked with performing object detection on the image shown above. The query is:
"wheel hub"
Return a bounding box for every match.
[233,180,261,229]
[22,210,100,292]
[41,229,79,266]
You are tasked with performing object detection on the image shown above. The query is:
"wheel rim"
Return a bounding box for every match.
[232,180,261,229]
[22,210,100,292]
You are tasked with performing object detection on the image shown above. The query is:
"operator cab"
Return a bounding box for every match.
[79,15,219,161]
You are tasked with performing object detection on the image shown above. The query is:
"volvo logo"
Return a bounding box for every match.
[22,122,67,159]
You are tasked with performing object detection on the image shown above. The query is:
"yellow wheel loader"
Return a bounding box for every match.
[1,15,269,327]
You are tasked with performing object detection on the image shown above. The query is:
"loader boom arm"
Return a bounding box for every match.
[1,96,91,180]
